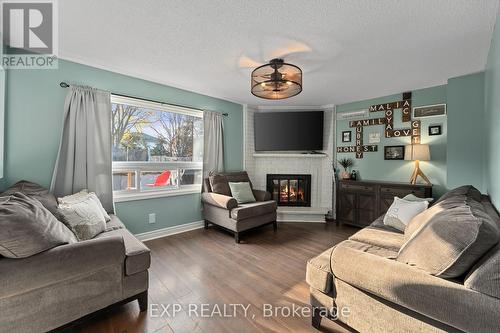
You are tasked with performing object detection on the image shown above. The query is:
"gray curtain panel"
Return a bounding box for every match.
[50,86,114,212]
[203,111,224,178]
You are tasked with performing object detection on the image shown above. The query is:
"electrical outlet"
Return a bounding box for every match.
[148,213,156,224]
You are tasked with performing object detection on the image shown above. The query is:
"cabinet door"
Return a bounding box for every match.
[338,192,356,224]
[380,195,395,215]
[357,193,376,226]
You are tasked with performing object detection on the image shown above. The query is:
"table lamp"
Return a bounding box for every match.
[405,144,431,185]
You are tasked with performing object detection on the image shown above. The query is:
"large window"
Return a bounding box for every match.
[111,95,203,201]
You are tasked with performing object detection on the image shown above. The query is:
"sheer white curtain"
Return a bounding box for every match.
[203,111,224,178]
[50,85,113,212]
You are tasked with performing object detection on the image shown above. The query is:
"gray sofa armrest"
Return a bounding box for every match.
[253,189,271,201]
[201,192,238,210]
[0,235,126,298]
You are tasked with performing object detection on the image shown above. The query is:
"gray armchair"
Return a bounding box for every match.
[202,171,277,243]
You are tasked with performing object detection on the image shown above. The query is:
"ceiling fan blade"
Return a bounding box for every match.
[238,55,263,68]
[268,41,312,60]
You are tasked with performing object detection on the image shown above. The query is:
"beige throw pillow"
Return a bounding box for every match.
[58,190,111,222]
[383,197,429,232]
[58,195,107,241]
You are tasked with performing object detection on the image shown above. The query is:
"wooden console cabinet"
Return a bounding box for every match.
[336,180,432,227]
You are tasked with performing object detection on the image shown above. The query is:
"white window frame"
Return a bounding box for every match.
[111,95,204,202]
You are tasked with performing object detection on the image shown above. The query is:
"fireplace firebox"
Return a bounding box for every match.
[266,174,311,207]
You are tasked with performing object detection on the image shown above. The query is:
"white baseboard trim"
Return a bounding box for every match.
[277,219,326,223]
[135,220,204,241]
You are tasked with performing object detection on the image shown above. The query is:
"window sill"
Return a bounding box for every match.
[113,187,201,203]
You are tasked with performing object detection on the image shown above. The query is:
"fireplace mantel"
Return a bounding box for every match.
[253,153,328,158]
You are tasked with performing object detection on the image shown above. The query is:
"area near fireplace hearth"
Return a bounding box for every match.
[243,106,335,222]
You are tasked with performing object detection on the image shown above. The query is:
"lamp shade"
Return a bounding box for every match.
[251,58,302,100]
[405,144,430,161]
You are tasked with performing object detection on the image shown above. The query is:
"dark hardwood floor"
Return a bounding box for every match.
[69,222,358,333]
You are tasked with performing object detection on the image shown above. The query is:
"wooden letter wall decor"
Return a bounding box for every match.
[338,92,420,158]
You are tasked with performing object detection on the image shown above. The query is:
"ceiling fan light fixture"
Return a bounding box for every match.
[251,58,302,100]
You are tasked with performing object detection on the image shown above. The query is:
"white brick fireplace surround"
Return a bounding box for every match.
[244,106,335,222]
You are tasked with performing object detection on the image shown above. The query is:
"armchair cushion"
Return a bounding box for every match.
[201,192,238,210]
[208,171,253,196]
[209,174,232,196]
[230,200,277,221]
[252,189,271,201]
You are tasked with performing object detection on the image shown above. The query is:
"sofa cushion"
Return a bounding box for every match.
[465,243,500,298]
[230,200,277,220]
[334,240,399,260]
[464,198,500,298]
[0,193,77,258]
[307,240,398,295]
[1,180,59,218]
[349,227,405,252]
[398,196,500,278]
[96,217,150,276]
[404,195,479,241]
[306,247,334,293]
[435,185,482,204]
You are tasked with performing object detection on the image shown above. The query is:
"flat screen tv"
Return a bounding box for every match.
[254,111,324,151]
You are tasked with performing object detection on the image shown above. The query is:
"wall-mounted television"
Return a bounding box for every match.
[254,111,324,151]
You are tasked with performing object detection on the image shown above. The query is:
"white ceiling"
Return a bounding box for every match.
[59,0,499,107]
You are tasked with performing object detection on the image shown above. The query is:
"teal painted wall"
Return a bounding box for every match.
[336,85,448,196]
[485,9,500,208]
[447,72,485,192]
[2,59,243,234]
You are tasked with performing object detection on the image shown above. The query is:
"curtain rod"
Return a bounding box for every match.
[59,82,228,116]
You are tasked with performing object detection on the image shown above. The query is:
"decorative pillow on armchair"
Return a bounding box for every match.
[58,194,107,241]
[228,182,256,204]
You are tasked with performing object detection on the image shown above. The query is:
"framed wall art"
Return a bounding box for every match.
[342,131,352,143]
[413,104,447,118]
[428,124,442,136]
[384,145,405,160]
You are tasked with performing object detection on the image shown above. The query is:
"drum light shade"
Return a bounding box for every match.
[251,58,302,100]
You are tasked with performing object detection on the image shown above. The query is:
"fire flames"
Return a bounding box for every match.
[280,183,305,202]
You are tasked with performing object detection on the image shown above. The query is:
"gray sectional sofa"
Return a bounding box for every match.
[306,186,500,333]
[0,182,150,333]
